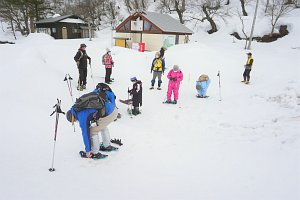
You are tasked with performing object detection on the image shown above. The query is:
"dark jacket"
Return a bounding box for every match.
[129,80,143,107]
[160,48,165,58]
[74,48,91,69]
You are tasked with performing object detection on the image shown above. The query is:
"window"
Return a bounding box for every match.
[119,21,130,31]
[144,21,158,31]
[52,28,56,33]
[72,28,78,33]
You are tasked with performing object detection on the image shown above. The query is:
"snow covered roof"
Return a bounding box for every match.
[143,11,193,34]
[35,15,87,24]
[116,11,193,35]
[59,18,86,24]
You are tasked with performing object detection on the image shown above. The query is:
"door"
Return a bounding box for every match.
[62,27,68,39]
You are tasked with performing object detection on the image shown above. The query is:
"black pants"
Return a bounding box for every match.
[78,68,87,86]
[243,69,251,81]
[105,68,112,83]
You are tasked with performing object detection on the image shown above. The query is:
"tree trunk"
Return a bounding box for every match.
[225,0,230,5]
[240,0,248,16]
[202,5,218,34]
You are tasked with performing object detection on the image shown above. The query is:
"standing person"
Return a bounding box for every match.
[150,52,165,90]
[102,48,114,84]
[165,65,183,104]
[159,46,167,59]
[74,43,91,91]
[196,74,211,98]
[66,83,118,159]
[241,52,254,84]
[128,77,142,115]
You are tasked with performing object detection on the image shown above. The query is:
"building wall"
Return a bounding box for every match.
[115,32,190,51]
[141,33,163,51]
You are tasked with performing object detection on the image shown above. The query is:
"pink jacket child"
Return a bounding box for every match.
[165,65,183,104]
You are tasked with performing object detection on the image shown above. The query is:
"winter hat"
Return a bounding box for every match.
[247,52,252,56]
[162,46,167,50]
[106,48,111,53]
[155,52,160,57]
[173,65,179,71]
[80,43,87,48]
[130,76,137,82]
[66,110,75,123]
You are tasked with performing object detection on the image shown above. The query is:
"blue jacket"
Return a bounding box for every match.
[69,89,116,152]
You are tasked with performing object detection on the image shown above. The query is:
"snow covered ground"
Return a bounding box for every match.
[0,7,300,200]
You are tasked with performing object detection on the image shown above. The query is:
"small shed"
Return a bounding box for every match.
[115,11,193,51]
[35,15,95,39]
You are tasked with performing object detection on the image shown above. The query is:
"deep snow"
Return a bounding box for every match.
[0,5,300,200]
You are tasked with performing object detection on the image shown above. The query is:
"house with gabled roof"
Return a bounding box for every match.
[35,15,95,39]
[115,11,193,51]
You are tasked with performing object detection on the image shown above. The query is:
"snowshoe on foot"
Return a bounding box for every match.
[245,81,250,84]
[79,151,108,159]
[172,100,177,104]
[99,145,118,152]
[241,80,246,83]
[163,100,172,104]
[149,86,154,90]
[157,87,162,90]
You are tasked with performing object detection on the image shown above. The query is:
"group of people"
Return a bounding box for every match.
[69,43,254,159]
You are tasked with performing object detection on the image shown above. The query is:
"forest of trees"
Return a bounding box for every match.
[0,0,298,37]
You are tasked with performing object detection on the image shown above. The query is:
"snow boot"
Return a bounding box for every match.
[172,100,177,104]
[149,86,154,90]
[157,87,161,90]
[164,100,172,104]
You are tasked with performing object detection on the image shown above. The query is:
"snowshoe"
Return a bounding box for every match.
[111,138,123,146]
[163,100,172,104]
[157,87,162,90]
[241,80,246,83]
[149,86,154,90]
[245,81,250,84]
[79,151,108,159]
[172,100,177,104]
[196,95,209,98]
[99,145,118,152]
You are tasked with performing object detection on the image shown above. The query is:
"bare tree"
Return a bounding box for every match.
[236,10,249,48]
[190,0,231,34]
[240,0,248,16]
[123,0,149,14]
[265,0,294,35]
[156,0,187,24]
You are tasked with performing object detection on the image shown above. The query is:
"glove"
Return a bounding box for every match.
[173,77,177,81]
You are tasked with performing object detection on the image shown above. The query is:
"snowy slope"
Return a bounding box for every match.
[0,6,300,200]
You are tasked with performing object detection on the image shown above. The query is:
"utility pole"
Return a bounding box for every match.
[247,0,259,50]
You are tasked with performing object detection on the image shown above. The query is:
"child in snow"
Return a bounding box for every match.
[102,48,114,84]
[196,74,211,98]
[128,77,143,115]
[165,65,183,104]
[241,52,254,84]
[150,52,165,90]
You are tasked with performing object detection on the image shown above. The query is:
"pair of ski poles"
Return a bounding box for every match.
[49,99,65,172]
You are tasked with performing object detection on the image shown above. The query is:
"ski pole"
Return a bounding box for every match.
[49,99,65,172]
[64,74,74,103]
[127,87,132,118]
[217,70,222,101]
